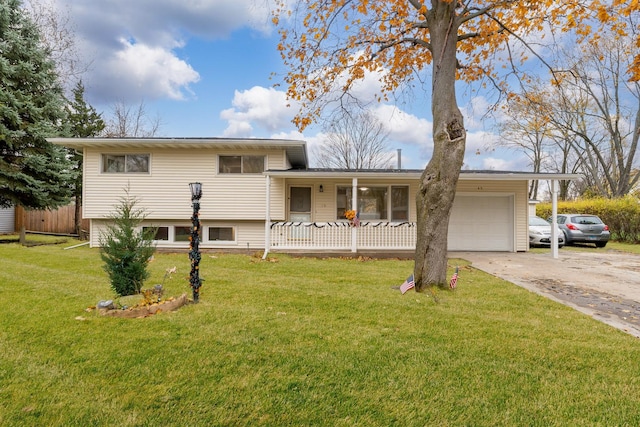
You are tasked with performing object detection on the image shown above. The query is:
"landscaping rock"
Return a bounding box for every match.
[100,294,188,318]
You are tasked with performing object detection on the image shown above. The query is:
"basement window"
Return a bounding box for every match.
[143,226,169,241]
[208,227,235,242]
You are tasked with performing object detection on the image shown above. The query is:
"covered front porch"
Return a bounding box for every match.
[261,169,577,259]
[268,220,416,252]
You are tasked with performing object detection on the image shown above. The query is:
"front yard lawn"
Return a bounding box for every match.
[1,241,639,426]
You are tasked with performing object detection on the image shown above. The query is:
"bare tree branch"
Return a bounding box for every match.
[102,100,163,138]
[313,110,395,169]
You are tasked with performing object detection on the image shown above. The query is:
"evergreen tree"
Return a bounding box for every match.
[0,0,73,209]
[66,81,105,234]
[67,81,105,138]
[100,188,156,296]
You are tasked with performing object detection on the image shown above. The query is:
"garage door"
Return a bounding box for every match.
[0,207,14,233]
[448,195,514,251]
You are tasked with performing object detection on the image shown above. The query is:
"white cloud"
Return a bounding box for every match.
[270,130,306,141]
[462,96,495,130]
[465,130,498,155]
[478,154,531,171]
[481,157,515,170]
[71,0,272,45]
[372,104,432,146]
[220,86,299,137]
[50,0,272,103]
[221,120,254,138]
[88,38,200,102]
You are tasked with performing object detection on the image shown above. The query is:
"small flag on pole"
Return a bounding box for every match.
[400,274,415,294]
[352,211,360,227]
[449,267,459,289]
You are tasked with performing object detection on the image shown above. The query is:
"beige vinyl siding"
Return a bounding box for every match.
[228,221,269,250]
[89,219,266,249]
[269,177,286,221]
[84,148,287,220]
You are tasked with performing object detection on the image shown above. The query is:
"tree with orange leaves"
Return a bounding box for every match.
[273,0,639,290]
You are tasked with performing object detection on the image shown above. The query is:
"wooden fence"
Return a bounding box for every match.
[14,204,89,236]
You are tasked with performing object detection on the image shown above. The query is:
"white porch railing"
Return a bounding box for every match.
[269,221,417,251]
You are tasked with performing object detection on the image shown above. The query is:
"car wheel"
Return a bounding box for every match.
[558,244,564,249]
[563,231,571,246]
[595,242,607,248]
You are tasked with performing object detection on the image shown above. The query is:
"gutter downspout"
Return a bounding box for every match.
[262,174,271,260]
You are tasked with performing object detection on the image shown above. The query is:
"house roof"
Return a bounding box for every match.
[48,137,309,169]
[265,168,581,181]
[48,137,579,181]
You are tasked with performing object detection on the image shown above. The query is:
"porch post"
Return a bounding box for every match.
[262,174,271,260]
[351,178,358,253]
[551,179,559,259]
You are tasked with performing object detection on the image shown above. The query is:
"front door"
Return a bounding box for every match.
[289,186,312,238]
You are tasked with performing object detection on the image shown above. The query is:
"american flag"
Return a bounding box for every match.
[449,267,459,289]
[352,211,360,227]
[400,274,415,294]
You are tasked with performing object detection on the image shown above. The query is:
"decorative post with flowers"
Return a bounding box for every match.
[189,182,203,302]
[344,209,359,227]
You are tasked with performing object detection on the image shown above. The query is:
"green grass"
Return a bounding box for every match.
[530,241,640,254]
[1,241,640,426]
[602,241,640,254]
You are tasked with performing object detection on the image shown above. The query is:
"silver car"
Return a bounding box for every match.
[550,214,610,248]
[529,216,564,248]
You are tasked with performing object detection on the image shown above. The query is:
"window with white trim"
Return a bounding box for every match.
[336,185,409,221]
[208,227,235,242]
[102,154,150,173]
[174,226,191,242]
[390,186,409,220]
[143,226,168,241]
[218,155,265,174]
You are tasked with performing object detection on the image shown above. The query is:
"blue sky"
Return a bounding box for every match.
[37,0,526,171]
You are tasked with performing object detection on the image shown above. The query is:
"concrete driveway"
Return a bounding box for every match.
[450,250,640,338]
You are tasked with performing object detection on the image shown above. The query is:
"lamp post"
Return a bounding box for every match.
[189,182,203,302]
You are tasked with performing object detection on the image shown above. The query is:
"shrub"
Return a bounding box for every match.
[537,196,640,243]
[99,189,157,296]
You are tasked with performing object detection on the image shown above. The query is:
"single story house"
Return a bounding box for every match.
[49,137,577,255]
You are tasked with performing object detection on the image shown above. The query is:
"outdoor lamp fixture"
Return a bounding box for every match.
[319,184,324,193]
[190,182,203,200]
[189,182,203,302]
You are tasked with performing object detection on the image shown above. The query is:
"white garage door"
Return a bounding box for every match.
[448,195,514,251]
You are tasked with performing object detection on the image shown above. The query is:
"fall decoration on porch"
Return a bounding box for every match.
[344,209,356,221]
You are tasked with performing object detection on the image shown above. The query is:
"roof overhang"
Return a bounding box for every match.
[48,137,309,169]
[264,169,581,181]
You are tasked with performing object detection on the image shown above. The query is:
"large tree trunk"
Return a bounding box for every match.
[415,3,466,291]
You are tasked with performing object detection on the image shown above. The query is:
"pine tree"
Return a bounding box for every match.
[100,188,157,296]
[0,0,73,209]
[66,81,105,234]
